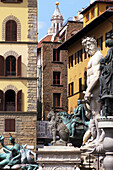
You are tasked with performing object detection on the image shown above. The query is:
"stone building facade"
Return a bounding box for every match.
[41,42,68,120]
[0,0,38,149]
[37,1,83,120]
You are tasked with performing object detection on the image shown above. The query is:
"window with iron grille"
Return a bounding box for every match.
[53,71,60,85]
[6,20,17,41]
[5,119,15,132]
[53,93,61,107]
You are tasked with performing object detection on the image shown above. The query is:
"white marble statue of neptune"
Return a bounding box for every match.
[82,37,105,151]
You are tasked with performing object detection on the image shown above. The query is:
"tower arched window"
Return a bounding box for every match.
[53,23,55,33]
[6,56,16,76]
[57,23,59,32]
[6,20,17,41]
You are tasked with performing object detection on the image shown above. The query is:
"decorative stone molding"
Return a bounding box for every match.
[3,84,18,94]
[4,51,19,59]
[2,15,21,41]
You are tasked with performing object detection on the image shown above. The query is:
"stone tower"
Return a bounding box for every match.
[0,0,38,149]
[48,0,64,35]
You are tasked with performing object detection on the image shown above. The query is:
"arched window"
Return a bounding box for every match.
[57,23,59,32]
[6,56,16,76]
[53,23,55,33]
[5,90,15,111]
[0,89,22,111]
[6,20,17,41]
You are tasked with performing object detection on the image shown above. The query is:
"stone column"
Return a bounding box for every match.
[98,117,113,170]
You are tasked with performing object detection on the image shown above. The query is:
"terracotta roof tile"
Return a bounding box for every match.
[37,35,52,48]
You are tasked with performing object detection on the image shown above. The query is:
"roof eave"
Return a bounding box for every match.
[58,10,113,50]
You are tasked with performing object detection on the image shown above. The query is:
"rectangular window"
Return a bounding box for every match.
[68,82,74,96]
[84,49,87,59]
[91,8,95,18]
[53,72,60,85]
[53,49,60,62]
[53,93,61,107]
[86,12,89,22]
[97,36,103,50]
[5,119,15,132]
[1,0,22,2]
[79,78,82,92]
[69,55,73,68]
[77,51,79,64]
[80,49,83,62]
[75,53,77,65]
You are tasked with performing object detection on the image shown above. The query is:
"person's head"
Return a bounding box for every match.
[9,134,15,144]
[82,37,97,56]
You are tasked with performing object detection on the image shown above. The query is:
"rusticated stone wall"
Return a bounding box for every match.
[27,0,37,112]
[0,112,37,150]
[28,0,37,42]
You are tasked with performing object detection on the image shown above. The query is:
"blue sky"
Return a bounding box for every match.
[38,0,90,41]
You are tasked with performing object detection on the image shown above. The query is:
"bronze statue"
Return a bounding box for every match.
[99,39,113,117]
[0,134,38,169]
[0,134,21,168]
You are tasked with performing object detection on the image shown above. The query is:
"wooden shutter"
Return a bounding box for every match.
[5,119,15,132]
[17,90,22,111]
[17,56,21,76]
[6,21,11,41]
[0,56,4,76]
[6,20,17,41]
[12,21,17,41]
[0,90,4,111]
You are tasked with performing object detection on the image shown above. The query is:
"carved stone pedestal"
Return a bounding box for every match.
[37,146,81,170]
[98,117,113,170]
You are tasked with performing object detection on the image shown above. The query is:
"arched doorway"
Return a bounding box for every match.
[5,90,15,111]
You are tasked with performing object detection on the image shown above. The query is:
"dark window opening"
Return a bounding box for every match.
[84,71,87,90]
[6,20,17,41]
[86,12,89,22]
[53,93,61,107]
[77,51,79,64]
[6,56,16,76]
[53,72,60,85]
[80,49,83,62]
[57,23,59,32]
[2,0,22,3]
[5,90,15,111]
[97,36,103,50]
[5,119,15,132]
[53,49,60,62]
[69,55,73,68]
[84,49,87,59]
[75,53,77,65]
[68,82,74,96]
[79,78,82,92]
[91,8,95,18]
